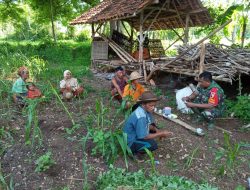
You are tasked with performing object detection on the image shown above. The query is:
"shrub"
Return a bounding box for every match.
[226,95,250,122]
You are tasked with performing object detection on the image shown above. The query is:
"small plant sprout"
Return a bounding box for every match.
[35,152,56,172]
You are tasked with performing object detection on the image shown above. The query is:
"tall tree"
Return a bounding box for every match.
[27,0,86,42]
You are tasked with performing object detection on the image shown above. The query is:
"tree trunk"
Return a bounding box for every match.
[50,0,56,43]
[241,16,247,49]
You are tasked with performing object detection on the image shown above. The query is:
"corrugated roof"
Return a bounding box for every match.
[70,0,213,30]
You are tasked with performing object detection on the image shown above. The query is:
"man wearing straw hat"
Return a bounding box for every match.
[123,91,173,156]
[122,71,145,109]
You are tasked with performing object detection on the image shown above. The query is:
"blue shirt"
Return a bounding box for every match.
[123,106,154,147]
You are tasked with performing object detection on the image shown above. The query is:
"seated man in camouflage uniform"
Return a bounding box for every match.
[182,71,225,129]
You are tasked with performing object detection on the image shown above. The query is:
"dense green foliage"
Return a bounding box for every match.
[96,166,218,190]
[0,40,91,81]
[226,95,250,122]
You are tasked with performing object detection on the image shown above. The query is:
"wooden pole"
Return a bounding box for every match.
[154,111,204,136]
[238,73,242,96]
[91,24,95,38]
[199,43,206,74]
[164,34,185,51]
[139,11,144,63]
[184,14,190,45]
[171,28,185,42]
[130,24,134,53]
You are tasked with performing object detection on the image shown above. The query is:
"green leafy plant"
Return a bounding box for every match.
[35,152,56,172]
[49,81,76,126]
[96,166,218,190]
[153,87,163,97]
[214,133,243,176]
[115,132,132,169]
[145,148,157,174]
[24,98,43,147]
[90,129,118,164]
[81,132,90,190]
[225,95,250,122]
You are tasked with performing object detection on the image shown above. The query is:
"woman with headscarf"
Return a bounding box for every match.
[12,66,41,106]
[60,70,83,100]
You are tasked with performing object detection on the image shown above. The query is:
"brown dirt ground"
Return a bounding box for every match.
[1,72,250,190]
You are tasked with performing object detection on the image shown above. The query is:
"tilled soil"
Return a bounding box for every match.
[1,73,249,190]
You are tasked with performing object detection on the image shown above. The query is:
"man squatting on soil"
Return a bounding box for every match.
[111,66,128,102]
[123,91,173,155]
[182,71,225,129]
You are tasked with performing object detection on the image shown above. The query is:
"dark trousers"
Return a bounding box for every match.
[130,139,158,154]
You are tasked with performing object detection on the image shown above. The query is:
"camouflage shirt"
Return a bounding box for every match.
[196,81,225,114]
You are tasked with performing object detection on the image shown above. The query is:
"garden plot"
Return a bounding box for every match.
[1,74,249,190]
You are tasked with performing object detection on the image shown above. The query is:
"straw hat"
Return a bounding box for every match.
[137,91,160,103]
[129,71,143,81]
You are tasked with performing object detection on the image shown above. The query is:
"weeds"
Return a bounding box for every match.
[214,133,243,176]
[96,166,217,189]
[81,133,90,190]
[0,127,14,156]
[183,146,200,170]
[225,95,250,122]
[0,165,14,190]
[35,151,56,172]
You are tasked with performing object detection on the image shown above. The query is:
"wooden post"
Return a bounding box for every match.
[238,73,242,96]
[184,14,190,45]
[165,34,185,51]
[199,43,206,74]
[91,24,95,38]
[130,25,134,53]
[139,11,144,63]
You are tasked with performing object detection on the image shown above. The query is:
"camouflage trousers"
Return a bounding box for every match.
[192,95,222,121]
[191,107,221,121]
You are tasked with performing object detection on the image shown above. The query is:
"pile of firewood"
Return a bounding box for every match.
[149,43,250,82]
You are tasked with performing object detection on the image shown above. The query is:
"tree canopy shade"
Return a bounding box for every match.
[0,0,24,23]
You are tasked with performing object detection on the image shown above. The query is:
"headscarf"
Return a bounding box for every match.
[64,70,71,78]
[18,66,28,77]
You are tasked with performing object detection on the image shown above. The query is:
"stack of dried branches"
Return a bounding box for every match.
[148,43,250,83]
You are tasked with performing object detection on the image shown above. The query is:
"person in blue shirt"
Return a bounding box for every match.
[123,91,173,154]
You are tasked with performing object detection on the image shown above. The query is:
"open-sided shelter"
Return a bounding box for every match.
[71,0,250,84]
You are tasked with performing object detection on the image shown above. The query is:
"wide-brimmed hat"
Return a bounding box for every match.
[137,91,160,103]
[129,71,143,81]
